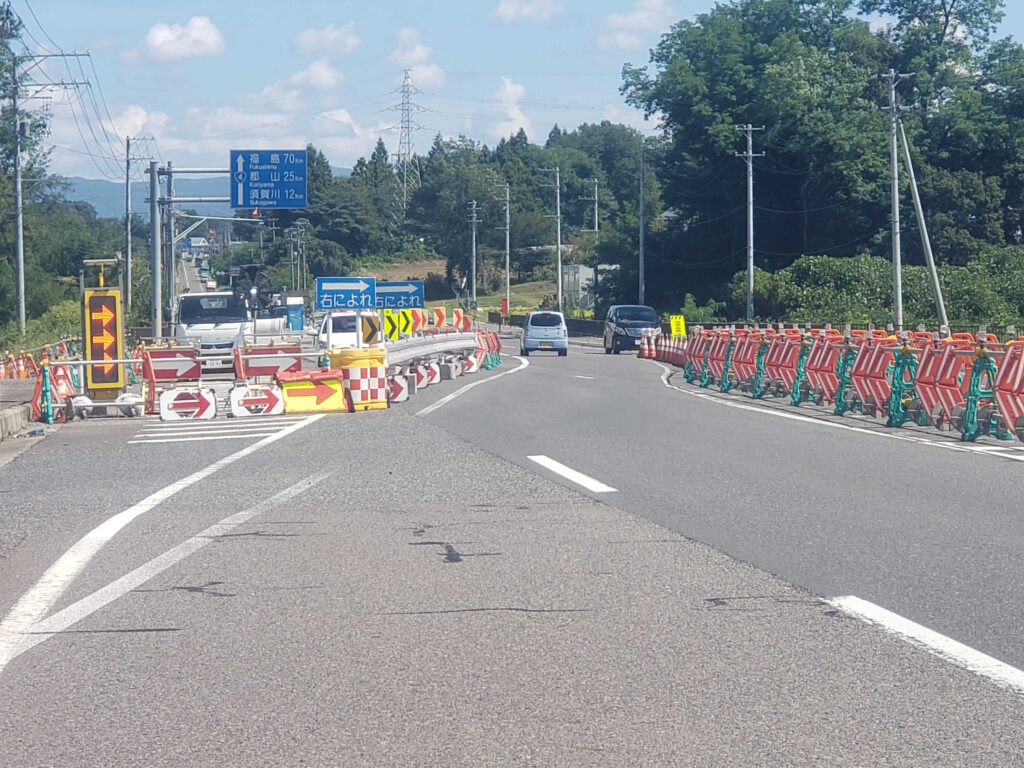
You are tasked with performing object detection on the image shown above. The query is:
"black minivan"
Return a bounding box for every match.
[603,304,660,354]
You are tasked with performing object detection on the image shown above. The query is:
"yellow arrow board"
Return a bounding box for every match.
[280,376,348,413]
[453,308,463,328]
[84,288,124,389]
[432,307,446,327]
[399,309,412,336]
[670,315,687,338]
[384,309,399,341]
[361,314,381,345]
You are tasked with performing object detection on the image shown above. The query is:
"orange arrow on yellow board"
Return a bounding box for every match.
[91,303,114,325]
[94,328,115,348]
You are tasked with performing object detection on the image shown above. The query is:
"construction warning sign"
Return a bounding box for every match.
[361,314,381,345]
[399,309,413,335]
[383,309,399,341]
[670,315,687,338]
[84,289,124,389]
[279,372,349,413]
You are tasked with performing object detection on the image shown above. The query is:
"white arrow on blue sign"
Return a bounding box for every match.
[315,277,377,310]
[376,280,425,309]
[230,149,307,210]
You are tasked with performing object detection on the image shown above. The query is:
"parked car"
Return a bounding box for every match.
[314,311,359,349]
[603,304,660,354]
[521,310,568,356]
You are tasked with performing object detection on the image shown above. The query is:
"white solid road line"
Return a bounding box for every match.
[0,414,324,673]
[0,472,331,674]
[129,433,279,444]
[527,455,618,493]
[655,361,1024,463]
[415,354,529,416]
[828,596,1024,696]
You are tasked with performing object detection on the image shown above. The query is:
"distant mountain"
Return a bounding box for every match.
[63,166,351,221]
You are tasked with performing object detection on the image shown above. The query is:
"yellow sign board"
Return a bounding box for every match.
[361,314,381,345]
[670,315,687,338]
[83,289,124,390]
[383,309,399,341]
[280,376,348,413]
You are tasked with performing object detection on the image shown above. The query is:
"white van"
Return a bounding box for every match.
[315,311,360,350]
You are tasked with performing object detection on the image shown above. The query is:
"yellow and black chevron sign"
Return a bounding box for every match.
[361,314,381,345]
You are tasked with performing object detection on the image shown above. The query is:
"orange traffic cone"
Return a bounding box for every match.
[640,335,651,358]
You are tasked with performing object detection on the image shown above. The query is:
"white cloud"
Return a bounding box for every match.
[258,59,343,112]
[314,109,395,164]
[289,58,342,91]
[185,105,292,141]
[606,0,676,30]
[598,1,676,50]
[295,22,360,55]
[132,16,226,62]
[493,0,559,22]
[259,81,303,112]
[110,105,170,138]
[408,63,445,90]
[597,32,645,51]
[392,26,432,66]
[492,76,532,140]
[391,28,445,88]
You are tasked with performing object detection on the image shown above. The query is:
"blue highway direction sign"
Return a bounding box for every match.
[376,280,425,309]
[230,149,307,209]
[316,277,377,310]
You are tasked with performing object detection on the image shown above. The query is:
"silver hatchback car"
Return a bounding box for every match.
[520,310,568,356]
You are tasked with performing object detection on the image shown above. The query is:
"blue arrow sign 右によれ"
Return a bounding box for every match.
[230,150,307,209]
[375,280,424,309]
[315,277,377,310]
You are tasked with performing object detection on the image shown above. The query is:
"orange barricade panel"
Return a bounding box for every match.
[805,335,844,403]
[935,346,972,419]
[994,341,1024,436]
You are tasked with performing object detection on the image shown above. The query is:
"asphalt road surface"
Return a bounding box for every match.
[1,339,1022,767]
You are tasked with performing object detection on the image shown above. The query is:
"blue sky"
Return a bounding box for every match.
[13,0,1024,181]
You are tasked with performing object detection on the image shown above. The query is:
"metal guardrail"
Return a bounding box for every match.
[384,332,479,367]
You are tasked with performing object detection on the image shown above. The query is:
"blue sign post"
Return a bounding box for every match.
[230,149,307,209]
[315,277,377,311]
[376,280,425,309]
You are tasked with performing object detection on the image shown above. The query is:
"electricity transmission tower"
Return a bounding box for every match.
[391,69,423,220]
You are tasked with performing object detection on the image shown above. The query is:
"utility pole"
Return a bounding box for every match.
[125,137,132,312]
[149,161,162,336]
[13,52,25,333]
[639,146,645,305]
[541,167,562,309]
[468,200,479,308]
[879,69,912,330]
[8,47,89,333]
[579,179,599,232]
[898,118,948,329]
[165,161,176,323]
[496,182,511,315]
[736,124,765,321]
